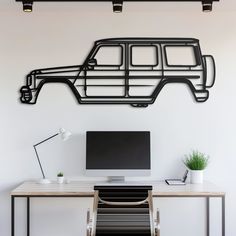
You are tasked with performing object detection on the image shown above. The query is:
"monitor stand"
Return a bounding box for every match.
[108,176,125,183]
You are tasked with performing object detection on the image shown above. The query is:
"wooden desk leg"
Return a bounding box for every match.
[11,196,15,236]
[222,196,225,236]
[27,197,30,236]
[206,197,210,236]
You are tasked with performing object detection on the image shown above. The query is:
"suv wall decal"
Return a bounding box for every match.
[20,38,216,107]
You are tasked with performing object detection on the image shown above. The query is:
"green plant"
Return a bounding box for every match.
[57,172,64,177]
[183,150,209,170]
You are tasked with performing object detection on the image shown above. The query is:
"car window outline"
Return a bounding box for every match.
[130,45,159,67]
[91,44,123,67]
[164,44,199,67]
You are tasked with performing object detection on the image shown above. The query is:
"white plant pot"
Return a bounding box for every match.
[57,176,64,184]
[190,170,204,184]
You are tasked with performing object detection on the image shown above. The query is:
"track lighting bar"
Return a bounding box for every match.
[16,0,219,13]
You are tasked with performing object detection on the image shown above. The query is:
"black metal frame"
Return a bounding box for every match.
[158,195,225,236]
[20,38,216,107]
[11,194,225,236]
[130,45,159,67]
[11,195,91,236]
[164,45,200,67]
[91,44,124,67]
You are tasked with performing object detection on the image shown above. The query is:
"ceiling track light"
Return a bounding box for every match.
[202,0,213,12]
[23,1,33,12]
[113,0,123,13]
[16,1,220,13]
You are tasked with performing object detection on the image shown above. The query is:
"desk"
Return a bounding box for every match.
[11,181,225,236]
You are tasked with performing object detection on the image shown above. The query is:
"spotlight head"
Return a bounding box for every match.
[23,1,33,12]
[113,0,123,13]
[202,0,213,12]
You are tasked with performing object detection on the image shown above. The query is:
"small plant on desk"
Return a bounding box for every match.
[57,172,64,184]
[183,150,209,184]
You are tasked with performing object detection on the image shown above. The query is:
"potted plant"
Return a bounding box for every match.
[57,172,64,184]
[183,150,209,184]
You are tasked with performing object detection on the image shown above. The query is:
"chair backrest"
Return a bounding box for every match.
[90,185,155,236]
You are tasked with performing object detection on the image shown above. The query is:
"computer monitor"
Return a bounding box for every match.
[86,131,151,182]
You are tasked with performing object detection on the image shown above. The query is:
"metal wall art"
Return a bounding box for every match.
[20,38,216,108]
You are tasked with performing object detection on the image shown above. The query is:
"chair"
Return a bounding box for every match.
[87,185,160,236]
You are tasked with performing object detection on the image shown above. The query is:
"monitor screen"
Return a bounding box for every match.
[86,131,151,171]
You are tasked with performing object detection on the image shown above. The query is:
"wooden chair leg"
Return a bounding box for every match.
[155,208,160,236]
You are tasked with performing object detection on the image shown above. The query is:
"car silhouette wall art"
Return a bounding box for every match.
[20,38,216,108]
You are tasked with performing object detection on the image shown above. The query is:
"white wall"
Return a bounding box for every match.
[1,1,236,235]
